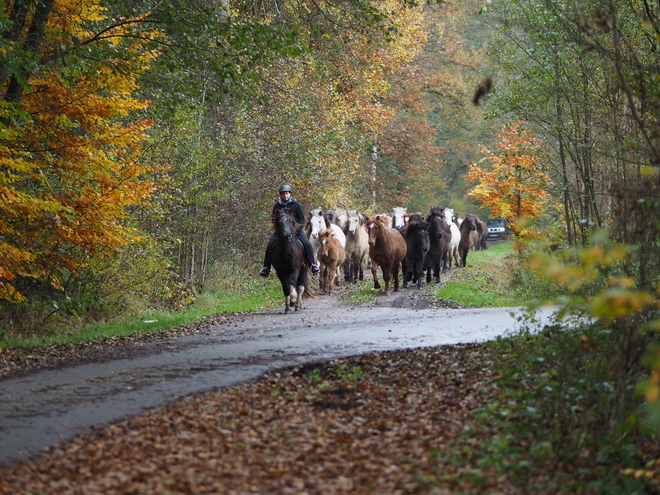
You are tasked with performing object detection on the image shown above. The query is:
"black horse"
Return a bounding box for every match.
[402,216,430,289]
[271,208,309,313]
[425,207,450,284]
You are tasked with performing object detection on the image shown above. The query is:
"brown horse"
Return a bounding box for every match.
[317,228,346,295]
[458,213,478,267]
[366,215,407,293]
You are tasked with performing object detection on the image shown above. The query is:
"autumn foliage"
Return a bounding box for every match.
[465,121,551,236]
[0,0,158,302]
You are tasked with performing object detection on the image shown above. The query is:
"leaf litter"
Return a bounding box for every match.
[0,343,518,494]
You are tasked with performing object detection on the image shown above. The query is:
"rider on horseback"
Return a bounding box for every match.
[260,184,320,277]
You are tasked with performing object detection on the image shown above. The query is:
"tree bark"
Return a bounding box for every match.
[3,0,55,105]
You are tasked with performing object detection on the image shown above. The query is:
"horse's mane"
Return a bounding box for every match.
[272,207,300,231]
[367,214,391,227]
[404,219,429,238]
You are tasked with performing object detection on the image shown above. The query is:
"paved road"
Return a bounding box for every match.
[0,295,557,467]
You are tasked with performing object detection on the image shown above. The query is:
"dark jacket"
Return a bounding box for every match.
[272,199,305,228]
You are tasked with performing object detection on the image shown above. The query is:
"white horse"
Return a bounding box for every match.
[392,206,407,231]
[306,208,346,267]
[442,207,461,269]
[343,210,370,283]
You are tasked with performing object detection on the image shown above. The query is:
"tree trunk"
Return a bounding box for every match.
[3,0,55,105]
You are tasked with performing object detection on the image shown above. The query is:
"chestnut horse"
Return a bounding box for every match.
[271,208,308,313]
[317,228,346,295]
[458,213,478,267]
[366,215,407,293]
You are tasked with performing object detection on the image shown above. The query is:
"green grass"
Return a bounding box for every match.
[0,270,282,350]
[342,279,381,304]
[431,242,525,307]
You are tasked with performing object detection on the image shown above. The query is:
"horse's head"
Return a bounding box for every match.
[308,210,327,238]
[318,228,335,257]
[409,220,430,252]
[346,211,361,235]
[464,214,477,231]
[392,207,407,230]
[426,210,445,239]
[275,208,297,242]
[366,215,386,246]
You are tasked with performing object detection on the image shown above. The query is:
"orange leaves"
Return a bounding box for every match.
[0,0,160,302]
[465,121,552,234]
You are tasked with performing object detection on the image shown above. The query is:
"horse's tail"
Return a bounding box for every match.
[301,266,316,299]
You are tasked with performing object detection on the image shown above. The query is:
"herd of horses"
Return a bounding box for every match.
[269,205,490,313]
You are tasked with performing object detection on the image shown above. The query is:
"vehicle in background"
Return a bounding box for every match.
[485,218,509,240]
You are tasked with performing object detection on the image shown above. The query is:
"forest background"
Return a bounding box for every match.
[2,0,660,346]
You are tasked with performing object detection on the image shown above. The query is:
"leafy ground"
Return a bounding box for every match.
[1,243,659,493]
[0,344,515,495]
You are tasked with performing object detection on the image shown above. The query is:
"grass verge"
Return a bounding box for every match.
[0,267,282,350]
[431,241,524,307]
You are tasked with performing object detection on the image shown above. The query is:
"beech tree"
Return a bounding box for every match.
[465,121,552,236]
[0,0,159,303]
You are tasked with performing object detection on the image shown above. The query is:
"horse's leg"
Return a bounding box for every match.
[287,269,300,310]
[395,261,402,292]
[416,262,424,289]
[402,258,409,289]
[295,284,305,311]
[381,263,393,292]
[371,261,381,289]
[328,261,336,295]
[278,275,291,313]
[319,261,325,290]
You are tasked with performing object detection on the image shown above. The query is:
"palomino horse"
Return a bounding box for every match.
[271,208,308,313]
[366,215,407,293]
[458,213,478,267]
[343,210,369,283]
[317,228,345,295]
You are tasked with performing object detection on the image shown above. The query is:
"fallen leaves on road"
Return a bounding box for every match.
[0,344,519,494]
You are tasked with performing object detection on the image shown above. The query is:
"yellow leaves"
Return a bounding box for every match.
[0,0,160,302]
[465,121,552,231]
[527,237,659,324]
[578,243,628,267]
[588,289,656,323]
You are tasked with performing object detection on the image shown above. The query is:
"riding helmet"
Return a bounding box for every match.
[279,184,292,193]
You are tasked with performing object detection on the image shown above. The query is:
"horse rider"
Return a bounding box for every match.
[260,184,320,277]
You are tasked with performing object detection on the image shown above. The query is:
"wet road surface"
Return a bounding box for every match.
[0,293,557,467]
